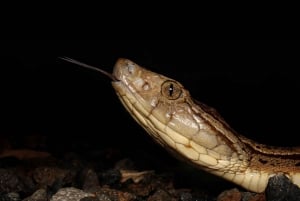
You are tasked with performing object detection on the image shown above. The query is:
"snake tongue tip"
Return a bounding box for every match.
[59,57,116,81]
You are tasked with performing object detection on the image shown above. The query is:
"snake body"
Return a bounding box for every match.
[62,57,300,193]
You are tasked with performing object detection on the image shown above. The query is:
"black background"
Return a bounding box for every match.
[1,40,300,191]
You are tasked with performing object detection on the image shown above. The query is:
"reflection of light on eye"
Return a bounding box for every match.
[161,80,182,100]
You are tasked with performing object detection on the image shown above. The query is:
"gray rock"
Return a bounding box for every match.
[22,189,47,201]
[50,187,94,201]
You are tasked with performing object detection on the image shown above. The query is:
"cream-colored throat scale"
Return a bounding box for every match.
[61,57,300,193]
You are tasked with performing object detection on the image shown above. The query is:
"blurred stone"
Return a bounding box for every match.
[32,167,69,188]
[266,174,300,201]
[217,188,241,201]
[178,191,193,201]
[217,188,266,201]
[23,189,47,201]
[100,169,121,186]
[242,192,265,201]
[147,189,175,201]
[120,170,154,183]
[94,187,136,201]
[0,168,24,193]
[96,194,112,201]
[80,197,101,201]
[82,168,100,190]
[50,187,94,201]
[0,192,20,201]
[124,173,174,198]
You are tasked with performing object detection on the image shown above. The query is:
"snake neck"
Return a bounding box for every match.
[194,99,300,168]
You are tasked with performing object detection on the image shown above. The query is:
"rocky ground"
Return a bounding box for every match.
[2,40,300,201]
[0,137,299,201]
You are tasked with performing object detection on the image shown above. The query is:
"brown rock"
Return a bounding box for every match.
[0,168,23,193]
[82,168,100,190]
[147,189,176,201]
[94,187,136,201]
[32,167,69,187]
[23,189,47,201]
[217,188,242,201]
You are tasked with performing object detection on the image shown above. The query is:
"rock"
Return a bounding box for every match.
[81,168,100,190]
[217,188,266,201]
[147,189,175,201]
[0,192,20,201]
[120,170,154,183]
[265,174,300,201]
[50,187,94,201]
[217,188,242,201]
[32,167,68,187]
[22,189,47,201]
[80,197,101,201]
[0,169,23,193]
[242,192,265,201]
[178,191,193,201]
[100,169,121,186]
[94,187,136,201]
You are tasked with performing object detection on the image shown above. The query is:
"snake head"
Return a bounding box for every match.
[112,58,191,121]
[111,58,205,152]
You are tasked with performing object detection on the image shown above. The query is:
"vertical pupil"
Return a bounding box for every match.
[169,83,174,96]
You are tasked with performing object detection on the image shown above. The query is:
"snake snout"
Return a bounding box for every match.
[113,58,140,81]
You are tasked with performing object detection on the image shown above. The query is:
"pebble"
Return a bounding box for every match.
[22,189,47,201]
[50,187,94,201]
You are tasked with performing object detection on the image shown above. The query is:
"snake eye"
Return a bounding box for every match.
[161,80,182,100]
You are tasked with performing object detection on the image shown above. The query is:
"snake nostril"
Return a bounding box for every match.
[142,82,150,91]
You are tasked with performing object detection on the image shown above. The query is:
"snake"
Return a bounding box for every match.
[61,57,300,193]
